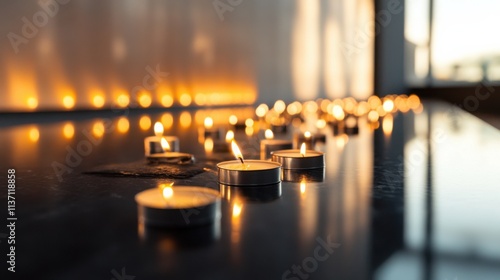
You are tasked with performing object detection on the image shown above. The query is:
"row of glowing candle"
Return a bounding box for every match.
[21,90,256,110]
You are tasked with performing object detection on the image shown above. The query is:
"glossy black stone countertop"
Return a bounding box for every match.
[1,101,500,280]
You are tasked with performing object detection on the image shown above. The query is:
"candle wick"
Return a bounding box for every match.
[238,156,245,164]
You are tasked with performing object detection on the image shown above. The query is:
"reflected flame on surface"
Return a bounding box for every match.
[63,123,75,139]
[139,116,151,131]
[161,114,173,130]
[204,138,214,154]
[382,114,394,136]
[29,127,40,143]
[300,180,306,196]
[179,112,192,128]
[232,203,243,218]
[92,121,105,138]
[117,117,129,134]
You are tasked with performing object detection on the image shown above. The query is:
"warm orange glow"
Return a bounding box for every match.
[345,116,357,128]
[63,123,75,139]
[161,95,174,108]
[179,94,192,107]
[138,93,152,108]
[29,127,39,143]
[368,95,381,109]
[179,111,192,128]
[407,94,421,109]
[356,101,370,116]
[287,101,303,115]
[27,97,38,109]
[316,119,327,129]
[139,116,151,131]
[332,105,345,121]
[204,117,214,129]
[161,137,170,152]
[232,203,243,218]
[336,134,349,149]
[225,130,235,142]
[117,117,129,134]
[304,131,312,139]
[245,127,254,136]
[367,110,379,123]
[194,93,207,106]
[265,129,274,139]
[274,100,286,114]
[116,94,130,107]
[229,115,238,125]
[204,138,214,153]
[159,183,175,199]
[413,104,424,114]
[92,95,105,108]
[382,114,394,136]
[154,122,164,137]
[161,114,173,130]
[300,143,306,156]
[231,140,244,162]
[255,104,269,118]
[303,101,319,115]
[383,99,395,113]
[92,121,105,138]
[245,118,254,128]
[162,187,174,199]
[62,95,75,109]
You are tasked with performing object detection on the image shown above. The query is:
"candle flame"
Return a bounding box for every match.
[225,130,235,142]
[265,129,274,139]
[163,186,174,199]
[204,117,214,129]
[154,121,164,137]
[161,138,170,152]
[304,131,311,138]
[300,143,306,157]
[231,140,244,164]
[159,182,174,199]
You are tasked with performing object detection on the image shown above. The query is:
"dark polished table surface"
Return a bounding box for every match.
[1,101,500,280]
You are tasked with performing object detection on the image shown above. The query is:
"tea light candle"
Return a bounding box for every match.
[217,141,281,186]
[135,184,221,228]
[202,117,222,139]
[272,143,325,170]
[147,137,195,164]
[260,129,292,160]
[144,122,179,156]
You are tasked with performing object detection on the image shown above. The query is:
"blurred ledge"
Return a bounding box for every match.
[411,85,500,115]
